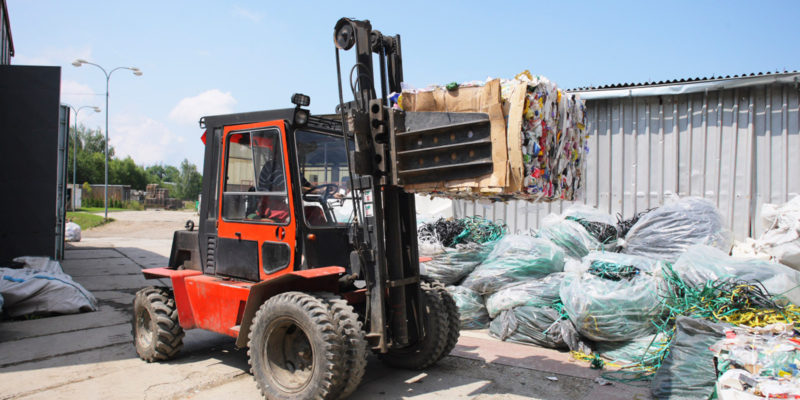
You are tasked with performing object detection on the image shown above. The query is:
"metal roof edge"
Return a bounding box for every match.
[568,72,800,100]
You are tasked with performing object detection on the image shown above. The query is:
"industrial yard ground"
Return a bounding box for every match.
[0,210,651,400]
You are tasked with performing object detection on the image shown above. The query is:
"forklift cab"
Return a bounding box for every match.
[196,108,356,284]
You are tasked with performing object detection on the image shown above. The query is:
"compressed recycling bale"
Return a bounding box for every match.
[462,235,565,295]
[446,286,489,329]
[674,245,800,306]
[559,252,666,342]
[485,272,565,318]
[420,242,495,285]
[537,214,604,259]
[621,197,731,262]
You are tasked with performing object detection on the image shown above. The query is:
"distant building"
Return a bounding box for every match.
[1,0,12,65]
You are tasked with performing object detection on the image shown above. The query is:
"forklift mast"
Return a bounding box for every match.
[332,18,421,352]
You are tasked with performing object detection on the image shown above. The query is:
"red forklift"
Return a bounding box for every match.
[133,18,495,399]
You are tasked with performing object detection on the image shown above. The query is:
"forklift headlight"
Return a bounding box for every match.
[294,109,309,127]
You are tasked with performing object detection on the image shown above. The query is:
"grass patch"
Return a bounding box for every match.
[67,212,114,230]
[76,207,126,213]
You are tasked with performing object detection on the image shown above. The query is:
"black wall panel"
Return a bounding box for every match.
[0,65,61,263]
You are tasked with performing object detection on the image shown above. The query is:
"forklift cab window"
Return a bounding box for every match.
[222,129,290,224]
[295,130,354,227]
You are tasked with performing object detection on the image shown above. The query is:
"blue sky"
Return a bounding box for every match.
[8,0,800,168]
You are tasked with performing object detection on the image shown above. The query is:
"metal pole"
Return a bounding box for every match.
[73,108,79,211]
[104,73,110,220]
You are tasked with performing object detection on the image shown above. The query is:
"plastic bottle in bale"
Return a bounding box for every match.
[673,245,800,306]
[537,214,605,259]
[485,272,565,318]
[621,197,731,262]
[559,252,666,342]
[446,285,489,329]
[462,235,565,295]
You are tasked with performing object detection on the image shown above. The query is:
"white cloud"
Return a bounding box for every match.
[110,114,183,165]
[232,6,263,23]
[169,89,237,125]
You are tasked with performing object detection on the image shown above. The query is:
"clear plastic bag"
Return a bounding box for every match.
[559,252,666,342]
[651,317,729,400]
[537,214,605,259]
[462,235,565,295]
[563,205,620,248]
[421,242,495,285]
[596,333,669,367]
[622,197,731,262]
[446,285,489,329]
[673,245,800,306]
[485,272,565,318]
[489,305,590,352]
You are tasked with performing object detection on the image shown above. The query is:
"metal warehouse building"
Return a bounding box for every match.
[454,72,800,241]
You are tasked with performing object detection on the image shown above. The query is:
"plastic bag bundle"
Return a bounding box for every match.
[595,333,669,367]
[0,257,97,317]
[65,222,81,242]
[563,205,619,248]
[485,273,565,318]
[537,214,604,259]
[489,306,589,352]
[621,197,731,262]
[673,245,800,306]
[462,235,565,295]
[421,242,495,285]
[446,285,489,329]
[651,317,729,400]
[559,252,666,342]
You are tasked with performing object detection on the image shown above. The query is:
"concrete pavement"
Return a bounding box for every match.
[0,211,652,399]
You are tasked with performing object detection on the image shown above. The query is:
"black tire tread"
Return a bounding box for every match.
[426,280,460,364]
[247,291,345,400]
[378,282,449,370]
[132,286,184,362]
[317,293,368,400]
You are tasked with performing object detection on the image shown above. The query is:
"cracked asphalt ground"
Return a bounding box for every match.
[0,210,652,399]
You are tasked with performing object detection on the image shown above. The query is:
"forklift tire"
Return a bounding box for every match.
[318,294,368,399]
[378,281,450,370]
[132,287,184,362]
[425,280,460,364]
[248,292,345,400]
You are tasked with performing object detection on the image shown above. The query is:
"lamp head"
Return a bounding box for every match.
[71,60,83,67]
[92,107,101,112]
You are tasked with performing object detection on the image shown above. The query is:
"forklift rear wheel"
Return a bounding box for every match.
[248,292,345,400]
[378,281,451,370]
[132,287,184,362]
[319,293,369,399]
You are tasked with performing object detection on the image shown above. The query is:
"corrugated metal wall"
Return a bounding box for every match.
[454,80,800,240]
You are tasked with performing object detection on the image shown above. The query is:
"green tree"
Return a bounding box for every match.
[110,156,148,190]
[175,159,203,200]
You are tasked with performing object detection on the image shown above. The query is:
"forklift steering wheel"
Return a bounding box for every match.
[304,183,339,202]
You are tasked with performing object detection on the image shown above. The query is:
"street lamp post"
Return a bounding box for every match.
[65,104,101,211]
[72,59,142,220]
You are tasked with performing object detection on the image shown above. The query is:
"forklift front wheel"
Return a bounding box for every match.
[132,287,185,362]
[248,292,345,400]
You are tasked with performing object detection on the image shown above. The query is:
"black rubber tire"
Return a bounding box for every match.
[318,294,368,400]
[132,286,184,362]
[426,280,460,364]
[248,292,345,400]
[378,282,450,370]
